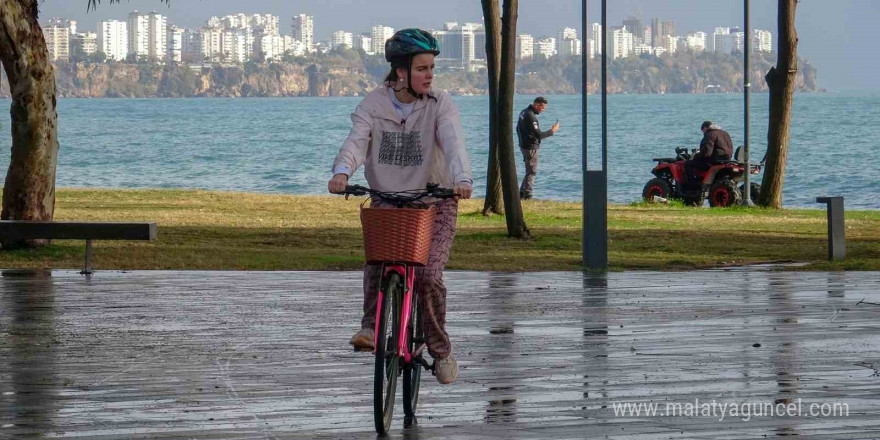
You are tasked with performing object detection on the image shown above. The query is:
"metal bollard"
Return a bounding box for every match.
[816,197,845,261]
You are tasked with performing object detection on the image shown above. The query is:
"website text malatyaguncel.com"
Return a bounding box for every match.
[612,398,849,422]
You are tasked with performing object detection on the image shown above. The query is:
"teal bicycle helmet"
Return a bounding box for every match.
[384,29,440,100]
[384,28,440,62]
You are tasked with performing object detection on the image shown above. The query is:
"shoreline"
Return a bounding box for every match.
[0,90,832,99]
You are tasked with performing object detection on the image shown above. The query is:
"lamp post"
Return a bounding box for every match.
[583,0,608,270]
[741,0,756,206]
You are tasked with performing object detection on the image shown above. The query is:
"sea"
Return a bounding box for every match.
[1,91,877,209]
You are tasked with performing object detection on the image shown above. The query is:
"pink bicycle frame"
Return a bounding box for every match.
[373,264,427,363]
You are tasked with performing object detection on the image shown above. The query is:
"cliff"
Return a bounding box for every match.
[41,62,357,98]
[0,49,821,98]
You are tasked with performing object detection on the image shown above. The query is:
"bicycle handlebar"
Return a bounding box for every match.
[340,184,456,207]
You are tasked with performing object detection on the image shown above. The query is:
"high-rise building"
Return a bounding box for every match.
[468,23,487,62]
[558,38,582,58]
[168,26,185,62]
[237,14,279,37]
[731,30,746,53]
[686,32,708,52]
[433,22,484,69]
[516,34,534,60]
[623,17,643,44]
[634,43,653,56]
[434,28,463,67]
[713,27,745,54]
[713,27,733,53]
[70,32,98,58]
[182,29,204,63]
[98,20,128,61]
[201,27,223,62]
[534,37,556,58]
[753,29,772,53]
[204,14,279,61]
[590,23,603,54]
[661,35,680,54]
[42,24,70,61]
[651,18,675,47]
[256,34,295,61]
[221,29,248,63]
[292,14,315,52]
[128,11,167,61]
[610,27,633,59]
[556,27,578,54]
[355,34,373,54]
[46,18,77,35]
[331,31,354,49]
[371,25,395,55]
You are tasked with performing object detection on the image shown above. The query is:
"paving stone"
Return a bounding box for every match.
[1,270,879,439]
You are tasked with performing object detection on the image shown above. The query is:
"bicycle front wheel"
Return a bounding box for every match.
[374,272,402,435]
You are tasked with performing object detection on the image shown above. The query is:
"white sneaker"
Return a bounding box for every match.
[434,354,458,384]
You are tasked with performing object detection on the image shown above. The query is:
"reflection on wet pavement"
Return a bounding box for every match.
[1,270,879,439]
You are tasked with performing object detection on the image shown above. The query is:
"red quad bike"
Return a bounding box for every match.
[642,146,763,207]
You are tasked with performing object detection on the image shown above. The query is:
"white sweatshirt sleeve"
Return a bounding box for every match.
[331,104,373,177]
[435,94,473,186]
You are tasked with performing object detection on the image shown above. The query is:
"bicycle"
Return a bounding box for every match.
[341,183,457,435]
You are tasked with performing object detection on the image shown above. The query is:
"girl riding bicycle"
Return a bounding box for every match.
[328,28,473,385]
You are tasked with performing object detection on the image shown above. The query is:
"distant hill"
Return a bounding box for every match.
[0,48,819,98]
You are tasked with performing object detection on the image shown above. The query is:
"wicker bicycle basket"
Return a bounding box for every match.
[360,205,436,265]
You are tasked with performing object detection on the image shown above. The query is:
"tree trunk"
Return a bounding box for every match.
[0,0,60,248]
[758,0,798,208]
[498,0,529,238]
[480,0,503,216]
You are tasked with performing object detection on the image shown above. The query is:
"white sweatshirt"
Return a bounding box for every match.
[332,85,473,192]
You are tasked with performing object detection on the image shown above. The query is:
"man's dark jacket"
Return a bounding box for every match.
[696,127,734,161]
[516,105,554,150]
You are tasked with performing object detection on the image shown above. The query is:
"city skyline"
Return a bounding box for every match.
[39,10,773,73]
[35,0,880,90]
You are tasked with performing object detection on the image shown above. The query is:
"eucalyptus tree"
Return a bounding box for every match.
[759,0,799,208]
[496,0,530,238]
[480,0,503,216]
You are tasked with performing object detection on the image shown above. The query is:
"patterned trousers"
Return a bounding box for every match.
[360,198,458,359]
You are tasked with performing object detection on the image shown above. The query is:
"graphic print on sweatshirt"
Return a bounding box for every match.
[378,131,423,167]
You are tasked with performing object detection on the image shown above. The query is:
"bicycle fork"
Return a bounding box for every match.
[373,264,430,369]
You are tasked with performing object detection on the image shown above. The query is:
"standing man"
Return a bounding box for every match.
[685,120,734,188]
[516,96,560,200]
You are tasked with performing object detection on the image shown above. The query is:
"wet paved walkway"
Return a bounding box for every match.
[2,270,880,439]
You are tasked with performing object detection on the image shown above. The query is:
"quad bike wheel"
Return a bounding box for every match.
[708,179,742,207]
[642,178,672,202]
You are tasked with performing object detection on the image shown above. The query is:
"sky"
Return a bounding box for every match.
[37,0,880,91]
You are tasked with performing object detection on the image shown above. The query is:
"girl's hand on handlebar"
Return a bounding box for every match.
[328,174,349,196]
[454,182,473,200]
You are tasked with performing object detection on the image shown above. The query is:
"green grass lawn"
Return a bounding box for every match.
[1,188,877,271]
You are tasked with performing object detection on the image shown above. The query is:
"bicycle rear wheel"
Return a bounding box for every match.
[402,291,424,427]
[374,272,402,435]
